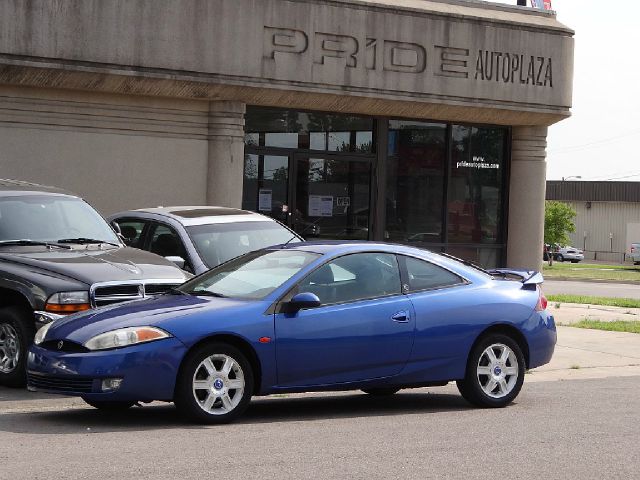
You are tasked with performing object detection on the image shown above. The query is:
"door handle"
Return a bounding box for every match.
[391,311,409,323]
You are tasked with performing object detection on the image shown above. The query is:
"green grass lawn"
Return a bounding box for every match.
[571,320,640,334]
[546,294,640,309]
[542,262,640,282]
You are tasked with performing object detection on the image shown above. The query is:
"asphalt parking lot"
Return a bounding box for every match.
[1,325,639,480]
[0,377,639,480]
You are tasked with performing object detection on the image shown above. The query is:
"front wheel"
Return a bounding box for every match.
[174,343,253,424]
[457,334,525,408]
[556,254,564,262]
[0,306,34,388]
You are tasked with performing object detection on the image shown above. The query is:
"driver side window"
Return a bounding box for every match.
[297,253,401,305]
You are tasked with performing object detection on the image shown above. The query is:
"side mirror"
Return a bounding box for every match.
[110,221,122,235]
[286,292,321,312]
[165,255,186,270]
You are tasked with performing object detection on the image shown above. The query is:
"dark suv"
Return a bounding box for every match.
[0,179,190,387]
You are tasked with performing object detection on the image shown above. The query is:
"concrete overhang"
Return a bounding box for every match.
[0,0,574,126]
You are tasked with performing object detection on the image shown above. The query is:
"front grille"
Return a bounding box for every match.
[28,373,94,393]
[91,281,181,307]
[40,340,89,353]
[144,284,176,295]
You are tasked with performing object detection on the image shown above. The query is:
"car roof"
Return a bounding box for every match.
[0,178,75,196]
[270,240,445,259]
[115,206,276,227]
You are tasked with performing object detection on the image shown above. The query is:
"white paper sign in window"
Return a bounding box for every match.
[308,195,333,217]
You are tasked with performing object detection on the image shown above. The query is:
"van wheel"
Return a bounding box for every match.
[456,334,525,408]
[174,343,253,424]
[0,306,34,388]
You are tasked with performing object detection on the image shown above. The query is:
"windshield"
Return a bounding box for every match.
[186,221,301,268]
[180,249,319,299]
[0,195,119,244]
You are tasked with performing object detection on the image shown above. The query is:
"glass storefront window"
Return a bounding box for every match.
[242,154,289,222]
[245,107,374,153]
[294,157,371,240]
[243,107,509,268]
[385,121,447,244]
[448,126,506,245]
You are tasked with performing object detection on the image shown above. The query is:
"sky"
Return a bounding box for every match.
[490,0,640,181]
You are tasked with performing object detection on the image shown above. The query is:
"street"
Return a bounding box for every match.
[543,279,640,299]
[2,324,640,480]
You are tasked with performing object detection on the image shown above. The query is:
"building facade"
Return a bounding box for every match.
[0,0,574,268]
[546,181,640,263]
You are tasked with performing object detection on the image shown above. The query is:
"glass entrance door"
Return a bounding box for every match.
[242,154,290,225]
[291,155,371,240]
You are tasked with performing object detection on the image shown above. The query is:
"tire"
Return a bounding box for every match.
[174,342,253,424]
[556,254,564,262]
[456,334,525,408]
[82,398,135,411]
[362,387,401,396]
[0,306,35,388]
[570,260,579,263]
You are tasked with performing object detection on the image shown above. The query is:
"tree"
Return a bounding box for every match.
[544,201,576,246]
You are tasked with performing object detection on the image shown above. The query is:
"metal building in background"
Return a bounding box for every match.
[546,181,640,262]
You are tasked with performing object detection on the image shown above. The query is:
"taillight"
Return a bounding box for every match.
[535,287,548,311]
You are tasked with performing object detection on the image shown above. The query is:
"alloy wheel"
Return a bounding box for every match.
[192,354,245,415]
[476,343,519,399]
[0,323,20,374]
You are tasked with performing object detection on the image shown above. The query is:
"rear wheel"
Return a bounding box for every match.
[82,399,135,411]
[174,343,253,424]
[456,334,525,408]
[362,388,401,396]
[0,306,34,388]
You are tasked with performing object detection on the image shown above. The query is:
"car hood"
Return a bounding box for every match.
[0,246,189,285]
[44,294,260,344]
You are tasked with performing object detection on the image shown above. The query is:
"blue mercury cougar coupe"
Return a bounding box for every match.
[27,242,555,423]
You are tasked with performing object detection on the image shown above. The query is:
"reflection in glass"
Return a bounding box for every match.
[448,126,505,245]
[245,107,374,153]
[265,133,298,148]
[294,157,371,240]
[385,121,446,244]
[242,154,289,223]
[445,246,499,269]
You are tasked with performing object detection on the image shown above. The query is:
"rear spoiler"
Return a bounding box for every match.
[487,269,544,290]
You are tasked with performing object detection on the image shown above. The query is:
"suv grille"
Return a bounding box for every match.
[91,281,181,307]
[28,373,94,393]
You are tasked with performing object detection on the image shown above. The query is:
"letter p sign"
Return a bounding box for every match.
[264,27,309,59]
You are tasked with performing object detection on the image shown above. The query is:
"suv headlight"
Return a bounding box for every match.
[45,291,91,314]
[34,322,54,345]
[84,326,171,351]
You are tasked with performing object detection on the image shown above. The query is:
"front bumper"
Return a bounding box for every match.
[27,337,187,402]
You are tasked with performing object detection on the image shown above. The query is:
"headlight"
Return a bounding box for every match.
[84,326,171,351]
[34,322,54,345]
[45,291,91,314]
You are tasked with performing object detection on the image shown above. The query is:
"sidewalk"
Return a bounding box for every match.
[528,325,640,382]
[549,302,639,325]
